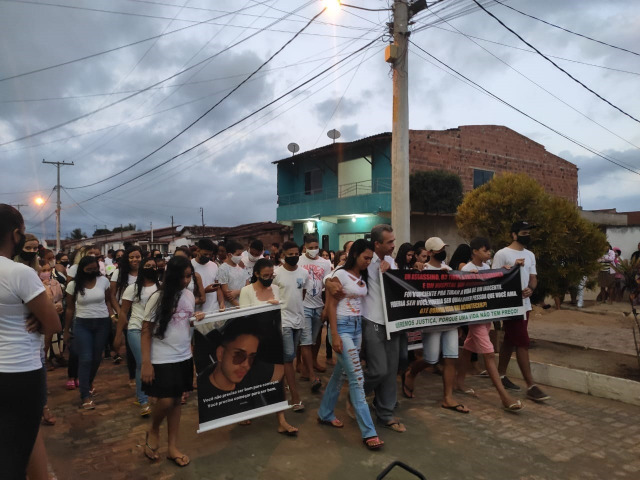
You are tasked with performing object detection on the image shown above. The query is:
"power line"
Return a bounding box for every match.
[341,3,391,12]
[471,0,640,125]
[61,188,112,226]
[67,6,328,190]
[493,0,640,57]
[408,40,640,177]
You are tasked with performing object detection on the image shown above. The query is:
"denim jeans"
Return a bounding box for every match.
[318,315,377,439]
[282,327,302,363]
[304,306,324,343]
[127,329,148,405]
[74,317,111,400]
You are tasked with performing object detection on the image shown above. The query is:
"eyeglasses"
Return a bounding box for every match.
[231,350,257,366]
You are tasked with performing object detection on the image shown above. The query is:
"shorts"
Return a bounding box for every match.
[304,306,324,342]
[463,323,494,354]
[598,271,615,288]
[422,328,458,364]
[299,314,314,346]
[142,358,193,398]
[503,311,530,348]
[282,327,302,362]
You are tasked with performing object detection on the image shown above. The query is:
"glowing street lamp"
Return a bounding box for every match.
[34,196,45,206]
[322,0,341,13]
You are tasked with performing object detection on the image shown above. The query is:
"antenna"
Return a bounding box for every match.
[327,129,341,143]
[287,142,300,156]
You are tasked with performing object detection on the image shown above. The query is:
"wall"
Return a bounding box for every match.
[410,214,467,249]
[292,215,389,251]
[408,126,578,203]
[605,226,640,259]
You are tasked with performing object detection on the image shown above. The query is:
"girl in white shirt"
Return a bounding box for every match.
[317,239,383,451]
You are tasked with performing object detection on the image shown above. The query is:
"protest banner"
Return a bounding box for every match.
[381,267,525,339]
[192,304,288,433]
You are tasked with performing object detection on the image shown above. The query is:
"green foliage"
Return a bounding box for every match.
[112,223,136,233]
[93,228,111,237]
[410,170,463,214]
[68,228,86,240]
[613,257,640,294]
[456,173,608,299]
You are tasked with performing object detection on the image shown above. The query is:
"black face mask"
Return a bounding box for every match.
[60,261,69,267]
[156,268,165,275]
[284,256,299,267]
[258,278,273,288]
[433,251,447,262]
[84,271,100,279]
[154,255,163,260]
[198,256,210,265]
[20,250,37,262]
[13,231,26,258]
[516,235,531,246]
[141,268,157,281]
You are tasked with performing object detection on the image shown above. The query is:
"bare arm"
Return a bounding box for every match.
[325,279,343,354]
[25,291,61,336]
[140,321,154,383]
[194,273,206,305]
[523,274,537,299]
[113,299,132,352]
[109,280,120,315]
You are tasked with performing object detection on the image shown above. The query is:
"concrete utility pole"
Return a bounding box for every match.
[10,203,27,211]
[386,0,426,244]
[200,207,205,236]
[42,159,74,252]
[150,222,154,244]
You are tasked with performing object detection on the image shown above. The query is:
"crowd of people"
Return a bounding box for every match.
[3,202,559,477]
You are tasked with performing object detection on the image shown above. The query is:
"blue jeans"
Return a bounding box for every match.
[318,315,377,439]
[304,306,324,343]
[73,317,111,400]
[282,327,302,363]
[127,329,148,405]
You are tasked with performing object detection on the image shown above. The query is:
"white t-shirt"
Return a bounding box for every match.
[0,257,46,372]
[240,250,263,280]
[299,255,333,309]
[492,246,537,312]
[67,263,78,279]
[333,268,367,317]
[239,284,280,308]
[121,283,158,330]
[273,266,311,329]
[191,258,219,313]
[218,262,248,309]
[362,253,397,325]
[461,262,490,272]
[66,276,110,318]
[425,263,452,271]
[110,269,138,303]
[144,289,194,364]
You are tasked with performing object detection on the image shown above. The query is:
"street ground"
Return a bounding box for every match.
[42,294,640,480]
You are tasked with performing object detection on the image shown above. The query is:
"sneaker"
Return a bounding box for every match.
[81,400,96,410]
[132,400,141,407]
[140,404,151,417]
[501,376,521,391]
[113,355,122,365]
[65,379,76,390]
[526,385,550,402]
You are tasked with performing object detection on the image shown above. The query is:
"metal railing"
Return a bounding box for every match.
[278,178,391,206]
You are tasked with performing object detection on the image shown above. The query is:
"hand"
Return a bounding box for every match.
[380,260,391,273]
[194,312,205,322]
[55,302,64,315]
[141,363,155,384]
[205,284,220,293]
[267,299,280,305]
[413,261,425,271]
[515,259,525,267]
[238,261,245,269]
[325,279,345,301]
[522,287,533,299]
[466,268,479,273]
[25,314,42,334]
[331,333,343,354]
[224,290,235,301]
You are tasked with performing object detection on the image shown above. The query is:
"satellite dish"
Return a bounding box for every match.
[327,129,341,143]
[287,142,300,156]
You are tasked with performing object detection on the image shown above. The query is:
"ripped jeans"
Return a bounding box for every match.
[318,315,377,439]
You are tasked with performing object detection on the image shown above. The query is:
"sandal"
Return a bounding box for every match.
[454,388,476,396]
[291,402,305,412]
[144,432,159,461]
[363,436,384,450]
[238,420,252,426]
[503,400,524,412]
[81,400,96,410]
[441,404,470,414]
[381,420,406,433]
[278,425,299,436]
[42,406,57,426]
[401,371,414,399]
[317,417,344,428]
[167,454,190,467]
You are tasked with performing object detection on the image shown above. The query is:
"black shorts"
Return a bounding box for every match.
[143,358,193,398]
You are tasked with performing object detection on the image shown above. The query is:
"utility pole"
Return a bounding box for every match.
[10,203,27,211]
[386,0,426,244]
[200,207,205,237]
[42,159,74,252]
[171,216,174,243]
[150,222,154,244]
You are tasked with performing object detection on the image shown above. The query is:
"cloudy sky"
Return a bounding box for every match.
[1,0,639,241]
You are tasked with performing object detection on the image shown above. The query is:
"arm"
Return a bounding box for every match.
[105,288,115,318]
[325,279,343,354]
[194,273,205,305]
[25,291,62,336]
[113,299,132,352]
[63,292,75,345]
[109,280,120,316]
[523,274,537,299]
[140,321,154,384]
[217,286,225,310]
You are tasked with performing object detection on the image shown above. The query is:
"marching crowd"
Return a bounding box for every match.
[2,203,552,478]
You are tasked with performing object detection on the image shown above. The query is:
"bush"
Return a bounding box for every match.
[410,170,463,214]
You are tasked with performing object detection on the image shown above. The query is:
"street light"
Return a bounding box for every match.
[34,196,45,206]
[322,0,341,13]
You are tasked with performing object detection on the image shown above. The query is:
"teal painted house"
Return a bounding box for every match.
[273,133,392,251]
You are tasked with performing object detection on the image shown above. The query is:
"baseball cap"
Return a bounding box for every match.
[425,237,448,252]
[510,221,537,233]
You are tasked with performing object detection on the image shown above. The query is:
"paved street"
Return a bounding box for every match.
[42,358,640,480]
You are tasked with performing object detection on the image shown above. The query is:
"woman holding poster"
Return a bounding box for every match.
[317,240,384,451]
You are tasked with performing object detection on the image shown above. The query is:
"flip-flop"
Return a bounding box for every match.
[503,400,524,412]
[441,404,470,414]
[278,426,299,436]
[363,436,384,450]
[167,455,190,467]
[475,370,490,377]
[291,402,305,412]
[401,371,414,399]
[381,421,406,433]
[454,388,477,396]
[144,432,159,461]
[317,417,344,428]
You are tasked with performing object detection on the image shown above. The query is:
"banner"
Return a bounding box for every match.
[382,267,525,339]
[193,304,288,434]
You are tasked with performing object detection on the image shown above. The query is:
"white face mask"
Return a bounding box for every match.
[231,255,243,265]
[248,253,260,262]
[306,249,319,259]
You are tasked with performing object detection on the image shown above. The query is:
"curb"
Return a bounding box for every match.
[506,360,640,407]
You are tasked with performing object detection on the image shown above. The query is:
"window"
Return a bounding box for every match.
[473,169,494,188]
[304,169,322,195]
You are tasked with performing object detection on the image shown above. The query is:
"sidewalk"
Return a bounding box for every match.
[42,359,640,479]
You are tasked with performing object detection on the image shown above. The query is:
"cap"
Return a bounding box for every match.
[511,221,537,233]
[613,247,621,253]
[425,237,448,252]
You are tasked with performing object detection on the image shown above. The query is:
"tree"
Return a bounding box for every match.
[93,228,111,237]
[410,170,463,214]
[456,173,607,302]
[68,228,86,240]
[112,223,136,233]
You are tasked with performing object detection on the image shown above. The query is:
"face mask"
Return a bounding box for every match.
[60,261,69,267]
[198,256,210,265]
[85,271,100,279]
[433,251,447,262]
[48,260,55,268]
[258,278,273,288]
[231,255,243,265]
[141,268,157,281]
[284,256,299,267]
[39,272,51,282]
[20,250,37,262]
[12,231,26,258]
[248,253,260,262]
[306,249,319,259]
[516,235,531,246]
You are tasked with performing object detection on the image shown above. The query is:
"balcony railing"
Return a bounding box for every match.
[278,178,391,206]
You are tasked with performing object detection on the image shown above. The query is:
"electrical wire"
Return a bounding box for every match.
[61,188,113,226]
[409,40,640,177]
[471,0,640,125]
[341,3,391,12]
[23,188,56,222]
[493,0,640,57]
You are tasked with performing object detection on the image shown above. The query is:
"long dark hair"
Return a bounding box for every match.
[134,258,160,301]
[251,258,274,283]
[340,239,375,284]
[115,245,142,300]
[72,256,101,302]
[395,242,414,270]
[153,256,191,339]
[449,244,472,271]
